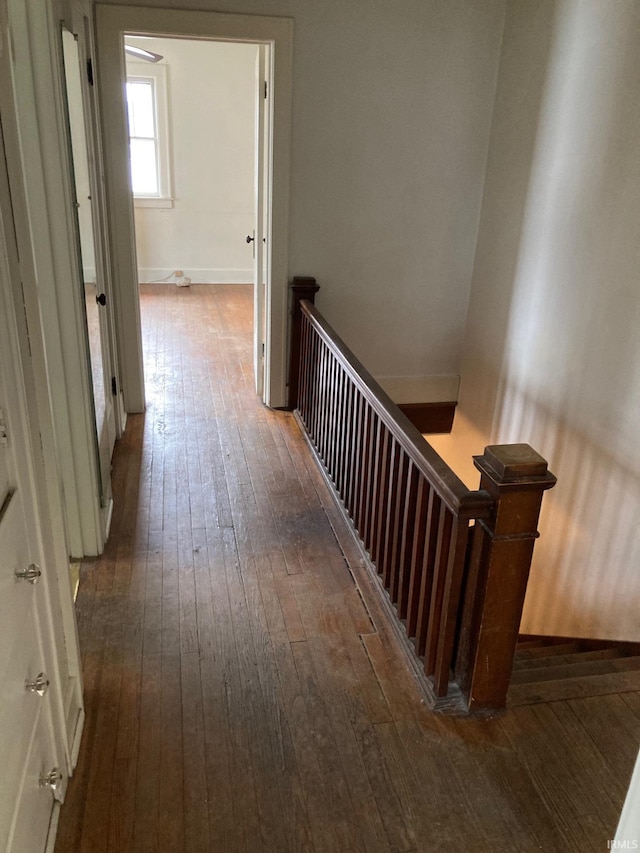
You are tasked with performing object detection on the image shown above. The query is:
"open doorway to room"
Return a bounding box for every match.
[123,35,267,399]
[95,6,293,413]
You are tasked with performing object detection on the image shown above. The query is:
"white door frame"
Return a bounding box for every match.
[95,4,294,409]
[60,23,118,514]
[253,44,267,398]
[5,0,115,556]
[0,0,83,786]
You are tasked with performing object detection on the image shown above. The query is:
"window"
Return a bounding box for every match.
[125,63,172,207]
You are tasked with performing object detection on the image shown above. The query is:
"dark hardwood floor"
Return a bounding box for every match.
[54,284,639,852]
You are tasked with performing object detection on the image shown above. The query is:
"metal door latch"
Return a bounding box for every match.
[39,767,62,792]
[25,672,50,696]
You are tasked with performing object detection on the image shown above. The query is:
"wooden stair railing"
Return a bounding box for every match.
[288,278,556,711]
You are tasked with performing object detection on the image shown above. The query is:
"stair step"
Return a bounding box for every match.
[511,654,640,685]
[612,655,640,672]
[510,656,633,686]
[512,647,624,672]
[515,639,559,650]
[508,667,640,707]
[514,642,582,661]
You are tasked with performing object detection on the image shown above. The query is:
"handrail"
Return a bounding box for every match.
[288,276,556,711]
[300,300,492,519]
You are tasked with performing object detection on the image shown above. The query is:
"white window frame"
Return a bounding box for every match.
[126,62,173,208]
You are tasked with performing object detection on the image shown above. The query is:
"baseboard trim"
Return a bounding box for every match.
[398,401,457,434]
[137,268,252,284]
[45,802,61,853]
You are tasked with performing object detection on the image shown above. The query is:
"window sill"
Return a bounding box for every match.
[134,197,174,209]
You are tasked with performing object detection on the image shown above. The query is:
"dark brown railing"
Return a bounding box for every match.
[289,278,556,711]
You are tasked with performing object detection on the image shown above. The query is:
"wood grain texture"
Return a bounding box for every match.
[55,285,636,852]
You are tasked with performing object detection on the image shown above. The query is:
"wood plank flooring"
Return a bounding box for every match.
[55,284,639,852]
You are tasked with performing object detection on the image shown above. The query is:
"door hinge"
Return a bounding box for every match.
[111,376,117,396]
[20,283,32,357]
[264,80,267,99]
[86,58,94,86]
[0,407,7,447]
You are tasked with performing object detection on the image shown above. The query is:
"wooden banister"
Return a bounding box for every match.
[288,279,556,712]
[288,276,320,410]
[455,445,557,710]
[297,298,491,519]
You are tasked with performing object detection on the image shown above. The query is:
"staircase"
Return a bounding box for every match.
[508,636,640,707]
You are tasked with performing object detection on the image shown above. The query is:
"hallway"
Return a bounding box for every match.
[55,285,638,852]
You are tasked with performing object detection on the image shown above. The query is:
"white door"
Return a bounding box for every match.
[0,138,63,853]
[252,45,267,397]
[61,26,117,505]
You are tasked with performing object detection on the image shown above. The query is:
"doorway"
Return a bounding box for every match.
[95,5,293,411]
[123,34,264,395]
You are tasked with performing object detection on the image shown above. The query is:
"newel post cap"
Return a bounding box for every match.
[473,444,557,490]
[290,276,319,297]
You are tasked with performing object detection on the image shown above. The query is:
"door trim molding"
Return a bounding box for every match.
[5,0,110,555]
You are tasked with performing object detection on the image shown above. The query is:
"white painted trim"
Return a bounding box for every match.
[45,803,61,853]
[138,268,253,284]
[0,0,83,798]
[95,4,293,409]
[127,60,173,202]
[71,2,125,445]
[6,0,122,557]
[103,495,114,540]
[62,675,84,763]
[134,196,173,208]
[253,44,267,399]
[376,374,460,405]
[94,8,145,413]
[69,706,85,768]
[60,22,119,537]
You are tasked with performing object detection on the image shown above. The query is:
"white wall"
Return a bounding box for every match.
[103,0,507,399]
[127,37,257,284]
[431,0,640,641]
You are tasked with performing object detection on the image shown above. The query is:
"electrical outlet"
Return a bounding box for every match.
[174,269,183,277]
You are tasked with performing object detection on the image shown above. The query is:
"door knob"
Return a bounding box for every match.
[40,767,62,792]
[96,293,107,306]
[246,234,255,244]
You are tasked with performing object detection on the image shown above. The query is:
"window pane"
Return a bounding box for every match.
[129,139,159,195]
[126,80,155,138]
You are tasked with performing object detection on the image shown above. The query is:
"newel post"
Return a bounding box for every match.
[456,444,556,711]
[288,276,320,411]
